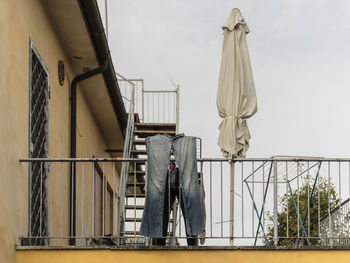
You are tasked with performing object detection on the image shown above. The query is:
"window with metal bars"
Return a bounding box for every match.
[28,40,49,245]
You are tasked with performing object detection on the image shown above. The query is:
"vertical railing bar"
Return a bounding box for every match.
[102,162,105,237]
[252,162,255,236]
[241,162,244,237]
[146,94,149,122]
[221,162,223,237]
[168,92,170,122]
[142,81,144,122]
[168,162,171,238]
[337,162,343,245]
[70,162,74,238]
[286,161,289,238]
[113,162,115,236]
[50,161,53,237]
[273,160,278,245]
[339,161,342,205]
[92,162,95,236]
[307,161,310,237]
[152,93,154,122]
[317,162,321,238]
[297,161,300,238]
[163,93,165,123]
[60,162,63,237]
[29,162,32,238]
[134,162,136,236]
[135,81,137,115]
[328,161,333,245]
[176,86,179,133]
[210,162,213,237]
[40,162,43,237]
[81,162,84,236]
[174,92,176,124]
[230,162,235,246]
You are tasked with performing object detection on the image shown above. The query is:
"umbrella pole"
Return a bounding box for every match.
[230,161,235,246]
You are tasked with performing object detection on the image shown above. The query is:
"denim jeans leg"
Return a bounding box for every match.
[173,136,204,236]
[140,135,171,237]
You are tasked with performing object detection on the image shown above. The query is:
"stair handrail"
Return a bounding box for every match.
[116,73,135,244]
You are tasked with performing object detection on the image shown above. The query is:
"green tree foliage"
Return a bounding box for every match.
[266,177,339,246]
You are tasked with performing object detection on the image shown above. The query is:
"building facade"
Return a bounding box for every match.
[0,0,126,262]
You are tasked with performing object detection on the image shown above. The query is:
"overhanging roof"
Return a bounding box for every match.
[41,0,127,154]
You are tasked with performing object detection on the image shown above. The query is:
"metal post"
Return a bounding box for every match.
[241,163,244,236]
[113,162,115,236]
[273,160,278,245]
[102,163,105,237]
[286,161,289,238]
[60,162,63,237]
[92,162,95,236]
[221,162,224,237]
[176,85,179,133]
[328,162,333,245]
[40,162,43,237]
[81,163,84,236]
[50,162,53,237]
[229,161,235,246]
[29,162,32,239]
[210,162,213,237]
[142,80,144,122]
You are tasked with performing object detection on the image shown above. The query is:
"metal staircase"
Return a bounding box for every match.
[116,75,180,244]
[122,120,177,242]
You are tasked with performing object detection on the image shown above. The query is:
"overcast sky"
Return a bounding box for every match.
[97,0,350,158]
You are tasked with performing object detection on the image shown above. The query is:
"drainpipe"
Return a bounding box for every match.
[69,59,108,244]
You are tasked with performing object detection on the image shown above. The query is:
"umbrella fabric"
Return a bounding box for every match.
[217,8,257,160]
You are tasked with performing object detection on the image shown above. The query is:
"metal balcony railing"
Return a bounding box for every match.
[118,78,179,128]
[18,157,350,247]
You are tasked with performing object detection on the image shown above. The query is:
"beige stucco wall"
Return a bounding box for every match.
[14,249,350,263]
[0,0,122,262]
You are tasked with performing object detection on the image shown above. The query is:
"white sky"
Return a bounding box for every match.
[98,0,350,158]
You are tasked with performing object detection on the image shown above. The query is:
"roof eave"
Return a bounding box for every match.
[77,0,127,137]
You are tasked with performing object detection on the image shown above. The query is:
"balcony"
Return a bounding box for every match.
[17,157,350,247]
[16,76,350,262]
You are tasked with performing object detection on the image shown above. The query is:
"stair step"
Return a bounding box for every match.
[127,182,145,187]
[125,205,144,210]
[128,171,145,176]
[125,218,143,222]
[124,231,173,236]
[133,139,146,145]
[131,149,147,155]
[134,130,176,138]
[124,231,142,235]
[125,218,174,223]
[135,123,176,131]
[126,193,145,198]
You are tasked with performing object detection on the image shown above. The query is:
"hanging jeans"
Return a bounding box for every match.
[152,169,198,246]
[140,134,204,239]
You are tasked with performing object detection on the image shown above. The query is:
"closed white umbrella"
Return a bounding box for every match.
[217,8,257,160]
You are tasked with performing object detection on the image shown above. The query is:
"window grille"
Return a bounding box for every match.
[29,41,49,245]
